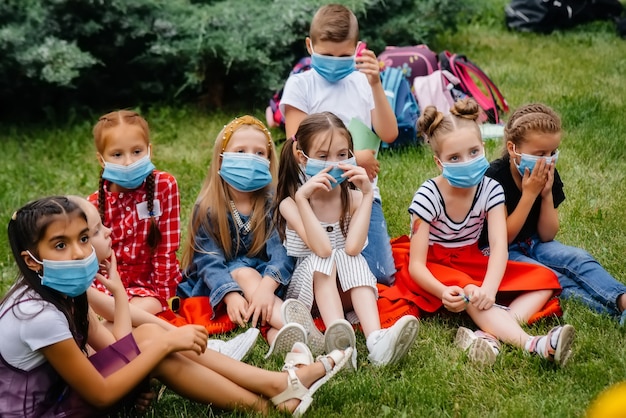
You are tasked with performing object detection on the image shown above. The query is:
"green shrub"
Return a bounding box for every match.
[0,0,473,120]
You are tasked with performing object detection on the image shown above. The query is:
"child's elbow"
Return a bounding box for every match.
[343,243,361,257]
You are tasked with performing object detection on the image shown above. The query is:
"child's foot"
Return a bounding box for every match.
[324,319,357,370]
[526,324,575,367]
[454,327,500,366]
[207,328,260,361]
[271,346,353,417]
[366,315,420,366]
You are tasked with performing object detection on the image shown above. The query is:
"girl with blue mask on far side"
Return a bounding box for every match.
[485,103,626,326]
[406,98,575,367]
[0,196,351,417]
[178,116,302,359]
[275,112,419,369]
[89,110,182,315]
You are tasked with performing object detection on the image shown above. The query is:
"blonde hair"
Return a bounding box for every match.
[417,98,482,155]
[309,4,359,44]
[181,116,277,268]
[92,110,161,251]
[502,103,562,157]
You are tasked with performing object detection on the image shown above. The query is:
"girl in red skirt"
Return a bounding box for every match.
[407,98,575,366]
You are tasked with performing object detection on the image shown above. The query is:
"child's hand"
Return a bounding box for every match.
[224,292,250,327]
[521,158,549,198]
[541,160,555,198]
[339,163,372,193]
[166,324,208,355]
[94,253,125,297]
[464,284,496,310]
[354,149,380,181]
[356,48,381,86]
[297,166,335,198]
[442,286,467,312]
[246,280,276,327]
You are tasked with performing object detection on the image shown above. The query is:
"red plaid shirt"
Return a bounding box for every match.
[88,170,182,309]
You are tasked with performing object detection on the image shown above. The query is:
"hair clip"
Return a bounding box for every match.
[11,211,17,221]
[290,135,297,142]
[148,211,155,217]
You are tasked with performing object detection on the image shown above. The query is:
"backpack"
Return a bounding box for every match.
[266,57,311,129]
[505,0,624,33]
[380,67,420,149]
[377,45,439,85]
[438,51,509,124]
[412,69,460,115]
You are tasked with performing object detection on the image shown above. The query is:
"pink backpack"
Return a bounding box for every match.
[377,45,439,85]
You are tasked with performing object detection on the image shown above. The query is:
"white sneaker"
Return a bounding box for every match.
[207,328,260,361]
[367,315,420,366]
[281,298,325,356]
[324,319,357,370]
[454,327,500,366]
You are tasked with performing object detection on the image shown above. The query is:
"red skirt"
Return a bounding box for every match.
[380,236,562,322]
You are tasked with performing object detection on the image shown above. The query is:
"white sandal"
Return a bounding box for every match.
[282,342,314,371]
[271,347,353,417]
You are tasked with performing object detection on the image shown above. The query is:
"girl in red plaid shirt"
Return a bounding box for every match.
[88,110,182,314]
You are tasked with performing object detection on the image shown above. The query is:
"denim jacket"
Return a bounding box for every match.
[177,209,294,311]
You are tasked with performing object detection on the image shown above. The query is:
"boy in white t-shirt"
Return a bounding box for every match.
[280,3,398,285]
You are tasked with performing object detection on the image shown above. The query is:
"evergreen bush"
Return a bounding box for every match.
[0,0,472,119]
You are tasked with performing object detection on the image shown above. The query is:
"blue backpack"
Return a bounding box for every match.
[380,67,420,149]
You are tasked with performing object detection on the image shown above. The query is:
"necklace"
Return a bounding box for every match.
[229,200,252,234]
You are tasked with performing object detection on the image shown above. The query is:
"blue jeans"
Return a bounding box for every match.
[362,199,396,286]
[508,235,626,317]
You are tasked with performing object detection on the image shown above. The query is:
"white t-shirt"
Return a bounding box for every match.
[0,289,73,370]
[281,69,382,199]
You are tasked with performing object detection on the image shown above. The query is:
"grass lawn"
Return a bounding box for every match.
[1,0,625,416]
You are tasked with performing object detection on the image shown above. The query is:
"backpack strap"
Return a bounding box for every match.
[381,67,403,111]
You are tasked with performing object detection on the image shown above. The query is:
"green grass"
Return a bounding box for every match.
[1,0,626,416]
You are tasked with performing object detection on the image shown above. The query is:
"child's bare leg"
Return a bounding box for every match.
[133,325,333,414]
[313,266,344,325]
[130,296,162,315]
[348,286,380,338]
[466,305,531,349]
[508,289,553,324]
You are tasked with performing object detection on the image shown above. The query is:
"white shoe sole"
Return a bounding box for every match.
[265,323,307,359]
[369,316,420,366]
[553,324,575,367]
[281,298,325,356]
[324,319,357,370]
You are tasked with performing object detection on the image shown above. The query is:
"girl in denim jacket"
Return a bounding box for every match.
[178,116,300,356]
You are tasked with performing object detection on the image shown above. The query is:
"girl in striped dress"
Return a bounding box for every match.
[407,98,574,366]
[275,112,419,368]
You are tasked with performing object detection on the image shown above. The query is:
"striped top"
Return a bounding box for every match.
[408,177,504,248]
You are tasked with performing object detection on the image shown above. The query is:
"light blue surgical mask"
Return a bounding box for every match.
[513,145,559,176]
[303,152,357,189]
[27,248,99,297]
[102,153,155,189]
[438,154,490,188]
[219,152,272,192]
[310,45,356,83]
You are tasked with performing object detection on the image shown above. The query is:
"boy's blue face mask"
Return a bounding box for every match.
[102,153,155,189]
[219,152,272,192]
[28,249,99,297]
[310,44,356,83]
[513,145,559,176]
[302,151,357,189]
[437,154,490,188]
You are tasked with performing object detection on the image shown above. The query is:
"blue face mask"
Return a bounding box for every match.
[310,45,356,83]
[219,152,272,192]
[438,154,490,188]
[28,248,99,297]
[513,146,559,176]
[303,152,357,189]
[102,153,155,189]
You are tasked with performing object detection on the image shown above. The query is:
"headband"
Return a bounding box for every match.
[221,115,273,152]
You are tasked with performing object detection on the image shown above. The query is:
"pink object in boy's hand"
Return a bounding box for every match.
[356,42,367,57]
